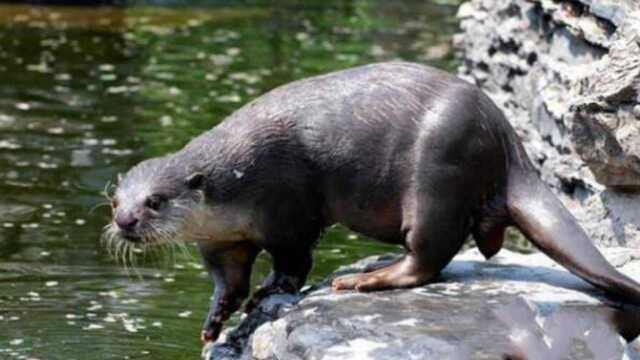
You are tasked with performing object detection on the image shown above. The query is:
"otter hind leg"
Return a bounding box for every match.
[332,254,434,291]
[333,192,470,292]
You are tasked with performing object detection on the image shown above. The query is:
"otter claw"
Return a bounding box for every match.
[201,324,221,343]
[244,295,267,314]
[244,296,263,314]
[244,288,282,314]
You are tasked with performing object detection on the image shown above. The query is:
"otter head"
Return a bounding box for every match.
[103,156,206,252]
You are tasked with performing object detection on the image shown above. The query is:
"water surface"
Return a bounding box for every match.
[0,1,460,359]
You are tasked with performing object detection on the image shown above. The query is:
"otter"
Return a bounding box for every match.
[102,62,640,343]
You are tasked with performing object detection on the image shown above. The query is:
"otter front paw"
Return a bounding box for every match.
[201,294,245,343]
[244,281,299,314]
[244,287,280,314]
[200,321,223,343]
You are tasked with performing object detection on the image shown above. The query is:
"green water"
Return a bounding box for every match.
[0,1,460,359]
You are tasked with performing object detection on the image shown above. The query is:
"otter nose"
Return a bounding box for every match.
[115,212,138,232]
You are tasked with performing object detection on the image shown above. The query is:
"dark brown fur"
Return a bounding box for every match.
[107,62,640,343]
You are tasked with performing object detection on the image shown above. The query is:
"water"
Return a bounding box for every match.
[0,1,461,359]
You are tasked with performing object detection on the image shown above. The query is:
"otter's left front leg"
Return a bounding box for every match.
[244,247,312,314]
[198,242,259,343]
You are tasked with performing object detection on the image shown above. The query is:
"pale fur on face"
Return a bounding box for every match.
[181,202,261,245]
[101,156,261,265]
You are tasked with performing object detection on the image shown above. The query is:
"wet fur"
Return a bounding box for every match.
[104,62,640,342]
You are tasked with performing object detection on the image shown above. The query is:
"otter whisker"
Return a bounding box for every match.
[110,235,119,260]
[101,180,115,201]
[121,241,131,277]
[114,239,122,265]
[171,204,192,214]
[89,201,111,215]
[116,239,126,267]
[128,243,143,280]
[162,231,178,266]
[103,230,114,258]
[165,217,196,260]
[100,182,206,274]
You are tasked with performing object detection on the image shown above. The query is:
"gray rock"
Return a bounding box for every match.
[203,293,304,360]
[204,249,640,360]
[456,0,640,247]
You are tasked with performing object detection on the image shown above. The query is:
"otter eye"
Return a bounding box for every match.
[186,172,204,189]
[145,195,165,211]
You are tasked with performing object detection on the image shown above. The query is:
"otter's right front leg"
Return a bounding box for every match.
[198,242,259,343]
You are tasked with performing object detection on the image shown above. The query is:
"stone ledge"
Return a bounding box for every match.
[204,248,640,360]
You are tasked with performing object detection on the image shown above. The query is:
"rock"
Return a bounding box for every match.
[205,249,640,360]
[456,0,640,247]
[203,293,303,360]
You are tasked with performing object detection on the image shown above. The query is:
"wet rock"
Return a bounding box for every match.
[204,250,640,360]
[203,293,303,360]
[455,0,640,246]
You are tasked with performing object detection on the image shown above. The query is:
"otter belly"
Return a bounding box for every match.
[321,172,406,244]
[331,200,403,243]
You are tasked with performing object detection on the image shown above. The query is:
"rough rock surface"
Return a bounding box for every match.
[205,249,640,360]
[455,0,640,247]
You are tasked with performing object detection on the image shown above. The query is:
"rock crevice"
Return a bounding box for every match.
[455,0,640,246]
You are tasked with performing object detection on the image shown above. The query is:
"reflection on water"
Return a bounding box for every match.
[0,1,459,359]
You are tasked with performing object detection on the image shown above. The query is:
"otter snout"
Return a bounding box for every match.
[114,211,141,241]
[115,212,138,231]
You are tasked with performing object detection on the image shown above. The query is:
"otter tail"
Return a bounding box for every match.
[506,168,640,304]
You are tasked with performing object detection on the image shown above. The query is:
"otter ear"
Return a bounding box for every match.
[186,172,205,189]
